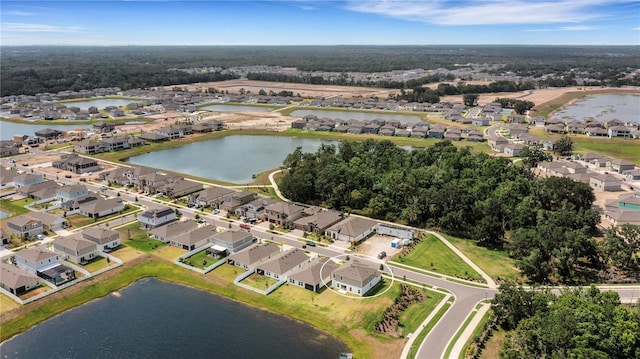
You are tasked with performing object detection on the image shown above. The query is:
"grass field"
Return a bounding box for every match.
[241,272,278,290]
[185,250,215,269]
[443,235,522,283]
[392,235,484,282]
[480,328,507,359]
[399,290,446,337]
[407,298,454,359]
[1,199,32,217]
[82,256,110,273]
[117,222,166,253]
[0,293,20,314]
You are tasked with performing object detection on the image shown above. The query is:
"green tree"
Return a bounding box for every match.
[463,93,479,106]
[520,145,552,168]
[554,135,574,156]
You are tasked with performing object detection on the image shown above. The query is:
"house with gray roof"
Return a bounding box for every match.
[26,211,68,231]
[14,246,60,275]
[138,206,177,229]
[331,260,381,296]
[208,230,255,257]
[264,202,306,227]
[170,224,216,250]
[52,236,98,264]
[6,214,43,239]
[56,184,88,203]
[149,220,198,243]
[607,159,635,174]
[52,154,100,174]
[78,197,124,218]
[82,226,120,252]
[255,248,310,280]
[190,187,235,208]
[293,209,343,234]
[226,243,280,270]
[0,263,41,296]
[220,191,257,212]
[74,140,106,155]
[590,174,622,192]
[288,257,337,292]
[326,216,378,243]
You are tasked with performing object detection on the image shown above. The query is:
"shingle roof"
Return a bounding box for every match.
[15,246,58,262]
[54,236,97,252]
[172,225,216,246]
[288,257,337,287]
[211,230,253,245]
[227,243,280,267]
[256,248,309,276]
[0,263,40,289]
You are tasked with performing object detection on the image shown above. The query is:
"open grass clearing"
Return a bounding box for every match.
[122,237,166,253]
[82,256,111,273]
[0,293,20,314]
[399,290,446,337]
[184,250,216,269]
[153,245,185,261]
[1,199,31,217]
[443,234,521,283]
[392,234,484,282]
[241,272,278,290]
[480,327,506,359]
[109,245,145,262]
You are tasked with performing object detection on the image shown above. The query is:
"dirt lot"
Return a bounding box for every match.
[353,234,404,262]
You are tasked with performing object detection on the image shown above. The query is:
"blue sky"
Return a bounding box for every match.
[1,1,639,46]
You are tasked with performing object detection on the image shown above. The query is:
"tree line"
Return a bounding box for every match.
[279,140,615,284]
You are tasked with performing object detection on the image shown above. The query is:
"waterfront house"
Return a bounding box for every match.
[226,243,280,271]
[82,226,121,252]
[156,126,184,139]
[288,257,337,292]
[149,220,199,243]
[170,224,216,250]
[34,128,61,140]
[138,206,177,229]
[325,216,378,243]
[0,263,40,296]
[255,248,310,280]
[331,260,381,296]
[208,230,255,257]
[74,140,106,155]
[13,246,61,276]
[138,132,169,142]
[52,236,98,264]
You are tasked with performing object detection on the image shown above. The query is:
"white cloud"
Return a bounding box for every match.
[1,23,84,33]
[4,10,36,16]
[632,27,640,31]
[560,26,597,31]
[345,0,625,26]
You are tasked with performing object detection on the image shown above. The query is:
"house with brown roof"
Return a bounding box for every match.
[326,216,378,243]
[226,243,280,270]
[293,209,343,234]
[331,260,381,296]
[0,263,41,296]
[78,197,125,218]
[52,236,98,264]
[255,248,310,280]
[82,226,120,251]
[170,224,216,250]
[264,202,306,226]
[149,220,199,243]
[288,257,337,292]
[6,214,43,239]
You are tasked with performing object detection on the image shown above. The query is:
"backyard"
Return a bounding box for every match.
[116,222,166,253]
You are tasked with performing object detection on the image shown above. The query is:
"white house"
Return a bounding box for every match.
[138,207,176,229]
[14,246,60,275]
[331,260,381,296]
[56,184,89,203]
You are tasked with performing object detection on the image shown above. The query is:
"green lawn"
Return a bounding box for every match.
[116,222,166,252]
[407,298,453,359]
[185,250,216,269]
[392,235,484,281]
[399,290,447,337]
[443,235,522,283]
[241,272,278,290]
[82,256,111,273]
[1,199,32,217]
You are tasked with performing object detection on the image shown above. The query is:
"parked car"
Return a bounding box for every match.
[239,223,251,230]
[79,178,87,182]
[213,209,220,214]
[36,234,45,240]
[377,251,387,259]
[305,241,316,247]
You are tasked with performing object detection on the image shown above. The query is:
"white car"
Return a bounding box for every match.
[36,234,45,240]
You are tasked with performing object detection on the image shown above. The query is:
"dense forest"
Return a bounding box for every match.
[492,284,640,358]
[279,140,612,284]
[1,45,638,96]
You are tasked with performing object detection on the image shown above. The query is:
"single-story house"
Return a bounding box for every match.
[255,248,310,280]
[208,230,255,257]
[138,206,177,229]
[288,257,337,292]
[226,243,280,271]
[607,159,635,174]
[604,209,640,226]
[78,197,125,218]
[82,226,121,252]
[623,169,640,181]
[52,236,98,264]
[590,174,622,192]
[170,224,216,250]
[325,216,378,243]
[615,193,640,211]
[0,263,41,296]
[149,220,199,243]
[331,259,381,296]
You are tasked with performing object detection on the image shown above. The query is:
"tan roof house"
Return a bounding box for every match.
[288,257,337,292]
[326,216,378,243]
[52,236,98,264]
[226,243,280,270]
[82,226,120,252]
[255,248,310,280]
[0,263,41,296]
[331,260,381,296]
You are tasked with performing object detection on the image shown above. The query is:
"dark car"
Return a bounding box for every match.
[377,251,387,259]
[306,241,316,247]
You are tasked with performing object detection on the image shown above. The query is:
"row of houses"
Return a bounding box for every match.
[544,117,640,139]
[0,226,121,295]
[291,116,486,142]
[100,166,203,198]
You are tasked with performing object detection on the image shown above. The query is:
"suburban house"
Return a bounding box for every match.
[226,243,280,270]
[326,216,378,243]
[590,174,622,192]
[137,206,177,229]
[78,197,125,218]
[73,140,106,155]
[264,202,306,226]
[623,169,640,181]
[52,236,98,264]
[604,208,640,226]
[159,178,204,198]
[331,260,381,296]
[0,263,41,296]
[220,191,258,212]
[155,126,184,139]
[293,209,343,234]
[13,173,44,188]
[13,246,76,285]
[17,180,59,201]
[487,136,509,152]
[56,184,89,203]
[607,159,635,174]
[615,193,640,211]
[52,154,100,174]
[288,257,337,292]
[149,220,199,243]
[26,211,68,231]
[235,198,279,220]
[208,230,255,257]
[170,224,216,250]
[82,226,121,251]
[190,187,235,208]
[503,143,525,157]
[6,214,43,239]
[255,248,310,280]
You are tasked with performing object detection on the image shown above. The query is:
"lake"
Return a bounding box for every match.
[60,98,144,110]
[290,109,423,124]
[125,135,338,183]
[200,104,274,112]
[0,120,91,140]
[0,210,8,219]
[552,94,640,123]
[0,278,348,359]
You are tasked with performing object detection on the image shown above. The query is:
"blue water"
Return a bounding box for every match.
[0,278,348,358]
[200,104,273,112]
